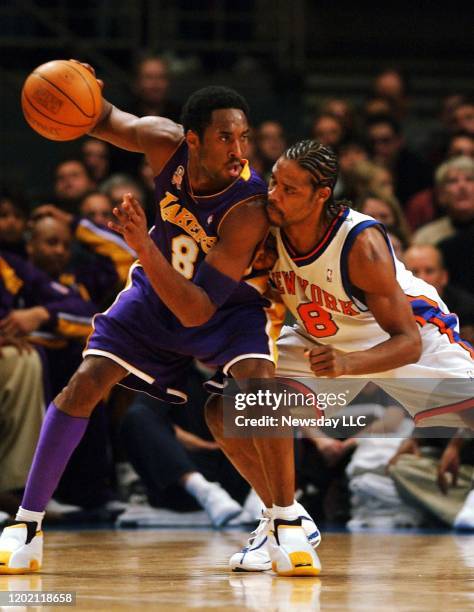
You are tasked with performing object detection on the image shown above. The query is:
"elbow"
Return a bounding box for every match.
[179,307,216,328]
[407,331,422,363]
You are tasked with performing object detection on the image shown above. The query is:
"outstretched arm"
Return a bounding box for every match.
[307,227,422,376]
[75,61,183,174]
[110,194,269,327]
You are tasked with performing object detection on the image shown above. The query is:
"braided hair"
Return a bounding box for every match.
[284,140,349,218]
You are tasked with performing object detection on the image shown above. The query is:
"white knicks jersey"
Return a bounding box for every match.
[271,207,472,356]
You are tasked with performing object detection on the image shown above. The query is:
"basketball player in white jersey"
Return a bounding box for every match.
[268,140,473,427]
[226,140,473,573]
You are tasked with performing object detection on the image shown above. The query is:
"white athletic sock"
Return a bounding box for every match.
[272,501,299,521]
[183,472,213,501]
[15,507,45,531]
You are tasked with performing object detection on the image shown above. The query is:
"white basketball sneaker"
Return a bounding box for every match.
[229,510,272,572]
[0,521,43,574]
[198,482,242,527]
[269,518,322,577]
[229,503,321,572]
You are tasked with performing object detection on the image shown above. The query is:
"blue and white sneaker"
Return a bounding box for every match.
[229,503,321,572]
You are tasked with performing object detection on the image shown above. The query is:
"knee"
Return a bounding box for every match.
[229,358,275,380]
[56,356,124,417]
[204,396,224,438]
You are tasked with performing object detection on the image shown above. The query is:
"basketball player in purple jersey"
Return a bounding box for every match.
[0,67,320,576]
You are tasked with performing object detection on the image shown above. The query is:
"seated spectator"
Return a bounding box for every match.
[255,120,287,178]
[312,113,345,151]
[356,191,411,247]
[100,173,145,209]
[372,68,409,122]
[0,336,44,517]
[120,364,250,527]
[366,114,432,206]
[406,132,474,231]
[333,141,368,199]
[81,138,111,183]
[388,432,474,530]
[27,215,118,311]
[54,158,96,214]
[346,159,395,201]
[412,156,474,245]
[131,53,180,120]
[0,189,29,258]
[320,98,356,139]
[452,99,474,135]
[79,191,114,227]
[404,244,474,344]
[31,201,136,288]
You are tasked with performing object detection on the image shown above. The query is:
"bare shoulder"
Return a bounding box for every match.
[219,197,269,242]
[136,117,185,174]
[348,226,397,294]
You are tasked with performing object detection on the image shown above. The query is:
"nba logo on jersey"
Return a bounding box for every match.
[326,268,333,282]
[172,165,185,190]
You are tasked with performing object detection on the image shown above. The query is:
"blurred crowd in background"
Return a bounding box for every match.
[1,55,473,532]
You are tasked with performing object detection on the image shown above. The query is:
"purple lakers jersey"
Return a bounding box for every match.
[142,139,268,309]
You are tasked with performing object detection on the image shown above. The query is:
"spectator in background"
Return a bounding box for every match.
[131,53,180,121]
[54,159,96,214]
[81,138,111,183]
[452,100,474,135]
[320,98,356,139]
[446,131,474,159]
[404,244,474,344]
[413,156,474,245]
[333,141,368,199]
[255,120,287,178]
[366,114,432,206]
[312,113,345,151]
[346,159,395,202]
[363,97,394,119]
[27,215,118,310]
[0,338,44,518]
[372,68,409,122]
[356,191,411,247]
[100,173,145,208]
[79,192,114,227]
[406,133,474,231]
[120,364,250,527]
[0,190,29,258]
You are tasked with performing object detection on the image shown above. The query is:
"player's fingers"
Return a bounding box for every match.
[108,221,124,235]
[113,206,129,223]
[97,79,104,90]
[69,59,95,76]
[437,470,448,495]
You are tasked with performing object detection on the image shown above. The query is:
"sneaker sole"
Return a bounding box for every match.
[272,552,321,577]
[0,557,41,574]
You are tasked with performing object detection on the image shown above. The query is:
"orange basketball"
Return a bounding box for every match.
[21,60,103,141]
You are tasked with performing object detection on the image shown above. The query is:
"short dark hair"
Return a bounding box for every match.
[180,86,249,138]
[55,158,94,181]
[366,113,401,136]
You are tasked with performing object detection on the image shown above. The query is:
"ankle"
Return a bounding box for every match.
[15,507,45,531]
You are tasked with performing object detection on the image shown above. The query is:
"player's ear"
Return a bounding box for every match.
[186,130,200,150]
[318,186,332,203]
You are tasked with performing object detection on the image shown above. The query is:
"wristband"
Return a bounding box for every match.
[193,260,239,307]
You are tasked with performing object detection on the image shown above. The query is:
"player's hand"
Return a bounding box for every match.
[0,307,50,337]
[437,444,460,495]
[109,193,149,253]
[305,345,348,377]
[69,59,104,90]
[387,437,420,471]
[0,333,33,357]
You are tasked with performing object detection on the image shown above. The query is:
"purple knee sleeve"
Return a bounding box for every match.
[21,403,89,512]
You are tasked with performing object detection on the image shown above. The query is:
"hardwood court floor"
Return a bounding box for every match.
[0,529,473,611]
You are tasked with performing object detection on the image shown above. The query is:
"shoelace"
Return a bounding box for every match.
[247,516,270,547]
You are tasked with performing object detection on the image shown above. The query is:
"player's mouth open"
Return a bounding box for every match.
[227,162,241,177]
